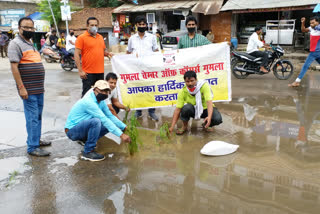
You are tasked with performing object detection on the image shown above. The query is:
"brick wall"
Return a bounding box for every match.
[0,2,38,17]
[68,8,114,30]
[70,0,91,8]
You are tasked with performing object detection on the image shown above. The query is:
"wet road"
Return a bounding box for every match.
[1,58,320,214]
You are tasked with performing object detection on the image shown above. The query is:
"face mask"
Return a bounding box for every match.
[188,86,196,92]
[96,93,108,102]
[187,27,196,33]
[22,30,34,39]
[138,27,147,33]
[89,26,98,35]
[70,32,74,36]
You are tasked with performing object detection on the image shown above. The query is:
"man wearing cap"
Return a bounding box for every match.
[65,80,131,161]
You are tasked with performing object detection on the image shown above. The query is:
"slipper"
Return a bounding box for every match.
[288,82,300,87]
[176,128,187,135]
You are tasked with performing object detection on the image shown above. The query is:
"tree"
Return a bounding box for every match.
[37,0,63,25]
[88,0,122,7]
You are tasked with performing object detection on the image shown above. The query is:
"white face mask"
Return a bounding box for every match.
[89,26,98,35]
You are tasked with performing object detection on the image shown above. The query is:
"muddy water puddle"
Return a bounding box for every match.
[1,82,320,213]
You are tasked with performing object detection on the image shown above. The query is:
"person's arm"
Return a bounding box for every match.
[202,83,213,128]
[86,101,124,136]
[177,37,183,49]
[107,104,120,119]
[202,35,212,45]
[169,107,181,133]
[126,37,133,54]
[204,101,213,128]
[74,48,86,79]
[112,97,129,111]
[11,63,28,99]
[301,17,310,33]
[7,41,27,99]
[152,35,159,52]
[104,49,113,58]
[101,102,126,131]
[254,34,264,48]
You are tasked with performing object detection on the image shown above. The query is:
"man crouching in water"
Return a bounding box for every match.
[65,80,131,161]
[169,71,223,135]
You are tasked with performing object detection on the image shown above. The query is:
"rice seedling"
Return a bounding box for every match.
[124,111,142,155]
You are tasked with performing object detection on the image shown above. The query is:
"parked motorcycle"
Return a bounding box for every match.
[59,51,77,71]
[231,43,294,80]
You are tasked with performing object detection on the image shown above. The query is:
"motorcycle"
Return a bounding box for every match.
[41,44,60,63]
[59,50,77,71]
[231,43,294,80]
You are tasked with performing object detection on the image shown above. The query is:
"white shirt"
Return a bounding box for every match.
[246,32,264,53]
[106,87,118,105]
[66,35,76,51]
[127,32,158,57]
[84,88,118,105]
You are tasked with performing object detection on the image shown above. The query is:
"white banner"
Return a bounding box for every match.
[111,43,232,110]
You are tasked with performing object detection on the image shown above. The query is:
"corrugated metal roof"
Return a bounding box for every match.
[221,0,319,11]
[191,0,224,15]
[113,1,198,13]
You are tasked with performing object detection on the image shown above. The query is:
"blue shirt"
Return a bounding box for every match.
[65,91,126,137]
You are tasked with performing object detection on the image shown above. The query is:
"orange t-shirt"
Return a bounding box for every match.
[75,31,106,74]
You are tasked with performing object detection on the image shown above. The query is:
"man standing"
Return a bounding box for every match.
[66,29,76,55]
[169,71,222,135]
[49,29,58,47]
[65,80,131,161]
[178,16,211,49]
[8,17,51,156]
[127,15,159,121]
[289,17,320,87]
[0,30,9,58]
[246,26,270,73]
[75,17,113,97]
[206,30,214,43]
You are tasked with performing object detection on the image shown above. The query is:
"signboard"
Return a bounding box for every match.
[34,20,50,32]
[60,5,71,21]
[0,9,25,27]
[111,43,231,109]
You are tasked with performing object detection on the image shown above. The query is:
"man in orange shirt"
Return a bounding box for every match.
[75,17,113,97]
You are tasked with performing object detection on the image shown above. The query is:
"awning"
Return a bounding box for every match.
[221,0,319,13]
[191,0,224,15]
[113,1,198,13]
[314,3,320,13]
[27,12,44,20]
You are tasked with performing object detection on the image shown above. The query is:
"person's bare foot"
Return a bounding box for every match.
[288,81,300,87]
[260,67,269,73]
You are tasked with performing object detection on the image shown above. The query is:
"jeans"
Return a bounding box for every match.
[298,51,320,80]
[249,51,269,68]
[66,118,109,153]
[136,108,155,116]
[180,104,222,127]
[22,93,44,153]
[82,73,104,97]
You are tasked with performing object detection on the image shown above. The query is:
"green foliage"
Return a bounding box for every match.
[37,0,62,25]
[89,0,122,7]
[124,111,142,155]
[37,0,78,25]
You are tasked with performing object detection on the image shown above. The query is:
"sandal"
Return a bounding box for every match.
[176,128,187,135]
[288,82,300,87]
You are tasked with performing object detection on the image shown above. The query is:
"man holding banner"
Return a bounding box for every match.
[126,15,159,121]
[178,16,211,49]
[169,71,222,134]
